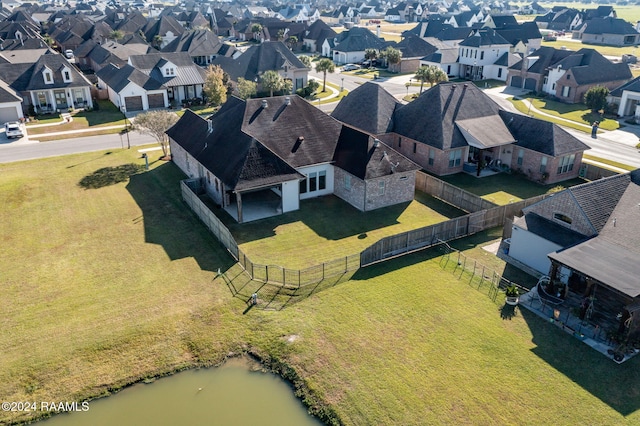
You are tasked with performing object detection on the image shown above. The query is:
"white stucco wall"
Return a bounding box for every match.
[509,224,562,275]
[281,179,300,212]
[617,90,640,116]
[543,66,564,95]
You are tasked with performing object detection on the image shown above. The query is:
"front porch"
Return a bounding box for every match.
[30,87,92,113]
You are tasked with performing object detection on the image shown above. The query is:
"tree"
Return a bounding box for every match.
[132,111,179,157]
[364,48,378,68]
[384,46,402,70]
[283,78,293,95]
[109,30,124,41]
[152,35,163,48]
[237,77,257,99]
[584,86,610,112]
[251,23,263,40]
[277,28,286,41]
[287,35,298,49]
[315,58,335,92]
[203,65,227,106]
[298,55,312,68]
[415,65,448,93]
[261,70,284,97]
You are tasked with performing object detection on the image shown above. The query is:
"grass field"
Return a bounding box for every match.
[26,100,126,135]
[2,148,640,425]
[436,172,585,204]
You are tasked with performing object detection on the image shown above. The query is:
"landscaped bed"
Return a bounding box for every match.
[2,148,640,425]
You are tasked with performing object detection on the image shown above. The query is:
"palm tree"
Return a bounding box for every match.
[315,58,335,92]
[364,48,378,68]
[414,65,448,93]
[261,70,284,97]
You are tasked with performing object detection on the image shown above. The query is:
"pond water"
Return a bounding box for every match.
[42,357,321,426]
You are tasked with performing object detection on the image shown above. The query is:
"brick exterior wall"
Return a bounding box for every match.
[333,168,416,211]
[523,190,596,236]
[555,69,630,104]
[378,133,466,176]
[510,146,583,184]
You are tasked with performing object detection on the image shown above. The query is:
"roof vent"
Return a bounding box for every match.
[261,99,268,109]
[463,83,468,87]
[285,96,291,105]
[207,119,213,133]
[297,136,304,143]
[373,138,381,147]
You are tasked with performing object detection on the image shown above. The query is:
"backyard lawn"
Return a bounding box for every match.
[437,172,586,205]
[2,148,640,425]
[224,191,465,269]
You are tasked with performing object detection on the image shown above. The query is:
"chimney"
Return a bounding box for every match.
[261,99,268,109]
[285,96,291,105]
[376,24,381,38]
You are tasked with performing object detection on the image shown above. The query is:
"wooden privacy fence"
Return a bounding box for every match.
[415,171,497,212]
[182,179,359,287]
[181,180,238,259]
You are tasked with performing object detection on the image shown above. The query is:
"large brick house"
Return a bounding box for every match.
[167,95,419,223]
[332,82,589,184]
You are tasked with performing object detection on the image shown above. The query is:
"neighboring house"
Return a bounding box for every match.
[333,82,588,184]
[128,52,207,106]
[0,78,24,124]
[508,47,632,103]
[510,170,640,344]
[609,76,640,118]
[331,26,388,65]
[302,19,337,54]
[143,14,184,48]
[161,29,236,66]
[211,41,309,92]
[75,39,153,73]
[0,53,94,114]
[457,29,511,80]
[576,17,640,47]
[534,7,583,31]
[96,63,168,112]
[167,95,419,222]
[394,33,437,73]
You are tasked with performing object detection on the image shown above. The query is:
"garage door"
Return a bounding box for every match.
[147,94,165,109]
[124,96,143,111]
[510,76,522,88]
[0,106,19,124]
[524,78,537,91]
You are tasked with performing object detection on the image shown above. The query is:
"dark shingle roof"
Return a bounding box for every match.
[393,82,502,150]
[331,82,400,135]
[610,75,640,97]
[500,110,589,156]
[129,52,207,87]
[161,29,227,56]
[508,46,573,73]
[96,63,165,92]
[333,125,420,180]
[554,48,632,85]
[582,17,639,35]
[459,29,510,47]
[334,26,387,52]
[514,212,587,246]
[395,33,436,58]
[26,54,91,90]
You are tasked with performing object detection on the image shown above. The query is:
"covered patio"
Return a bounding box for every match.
[456,115,515,177]
[223,187,284,223]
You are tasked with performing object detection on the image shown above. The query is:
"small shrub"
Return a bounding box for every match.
[505,285,519,297]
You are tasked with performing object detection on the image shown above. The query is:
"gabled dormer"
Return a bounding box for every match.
[42,66,54,85]
[61,65,72,83]
[159,59,177,78]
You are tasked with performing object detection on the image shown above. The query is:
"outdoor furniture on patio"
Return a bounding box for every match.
[534,277,565,307]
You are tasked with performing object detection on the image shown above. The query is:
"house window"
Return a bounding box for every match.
[539,156,547,173]
[319,170,326,190]
[37,92,47,106]
[552,83,556,90]
[480,51,484,60]
[344,174,351,191]
[543,76,548,85]
[45,72,52,83]
[562,86,571,97]
[64,71,70,81]
[378,180,385,195]
[309,172,317,192]
[566,74,570,80]
[413,142,417,154]
[517,149,524,166]
[428,149,434,166]
[553,213,572,224]
[497,68,502,78]
[557,154,575,174]
[474,50,477,59]
[448,149,461,167]
[299,177,307,193]
[447,65,451,74]
[398,137,401,148]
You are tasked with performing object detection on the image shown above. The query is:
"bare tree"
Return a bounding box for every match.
[132,111,179,157]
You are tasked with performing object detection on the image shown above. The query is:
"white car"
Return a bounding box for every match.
[342,64,360,71]
[5,121,25,139]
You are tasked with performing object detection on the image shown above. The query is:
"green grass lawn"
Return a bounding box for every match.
[3,148,640,425]
[437,172,586,204]
[524,96,620,130]
[224,191,465,269]
[27,100,127,135]
[542,38,639,57]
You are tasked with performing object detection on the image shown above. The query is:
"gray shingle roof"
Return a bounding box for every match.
[610,75,640,97]
[161,29,230,57]
[500,110,589,156]
[334,26,388,52]
[129,52,207,87]
[393,82,503,150]
[25,54,92,90]
[395,33,437,58]
[582,17,639,35]
[554,48,632,85]
[459,29,510,47]
[96,63,165,92]
[331,81,400,135]
[514,212,587,246]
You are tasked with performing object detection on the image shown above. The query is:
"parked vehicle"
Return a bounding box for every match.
[342,63,360,71]
[5,121,24,139]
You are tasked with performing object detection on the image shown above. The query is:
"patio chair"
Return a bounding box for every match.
[533,279,564,307]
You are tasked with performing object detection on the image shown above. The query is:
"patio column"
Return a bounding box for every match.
[236,192,243,223]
